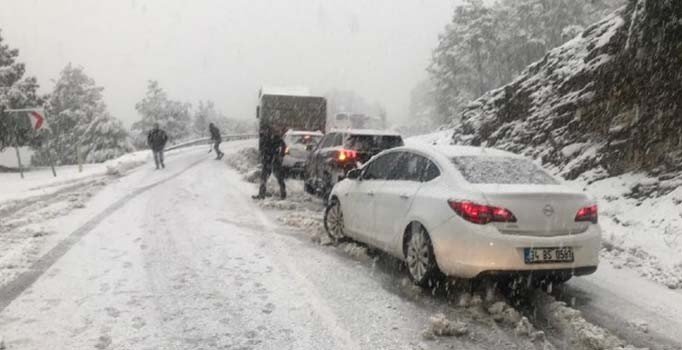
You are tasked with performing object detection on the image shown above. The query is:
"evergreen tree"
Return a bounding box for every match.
[426,0,626,125]
[131,80,191,148]
[0,30,44,152]
[32,64,131,165]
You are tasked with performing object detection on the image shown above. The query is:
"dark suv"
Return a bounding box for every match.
[304,129,404,198]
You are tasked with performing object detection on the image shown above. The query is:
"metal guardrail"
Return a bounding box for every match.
[165,134,258,152]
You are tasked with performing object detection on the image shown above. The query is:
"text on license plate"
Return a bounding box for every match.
[524,247,574,264]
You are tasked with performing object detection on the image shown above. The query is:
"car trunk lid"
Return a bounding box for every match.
[473,184,593,236]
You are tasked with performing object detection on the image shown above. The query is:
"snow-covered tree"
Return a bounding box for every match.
[0,30,44,152]
[31,64,131,165]
[428,0,626,125]
[80,114,132,163]
[193,100,219,137]
[131,80,191,148]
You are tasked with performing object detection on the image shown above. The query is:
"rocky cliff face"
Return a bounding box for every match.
[449,0,682,191]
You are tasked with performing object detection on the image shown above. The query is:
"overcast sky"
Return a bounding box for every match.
[0,0,457,126]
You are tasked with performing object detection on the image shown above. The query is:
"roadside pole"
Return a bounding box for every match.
[45,134,57,177]
[77,144,83,173]
[14,146,24,179]
[48,149,57,177]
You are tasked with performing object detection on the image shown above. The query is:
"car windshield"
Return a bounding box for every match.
[451,156,558,185]
[344,135,403,152]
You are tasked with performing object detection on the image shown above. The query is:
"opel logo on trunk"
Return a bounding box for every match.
[543,204,555,217]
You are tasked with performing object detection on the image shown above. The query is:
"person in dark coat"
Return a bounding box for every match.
[209,122,224,160]
[147,123,168,169]
[253,126,287,199]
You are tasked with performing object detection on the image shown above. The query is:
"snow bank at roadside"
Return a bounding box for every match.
[583,174,682,289]
[225,147,260,183]
[534,292,644,350]
[104,150,150,176]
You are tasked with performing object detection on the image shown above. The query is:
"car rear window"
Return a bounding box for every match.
[288,134,322,146]
[450,156,558,185]
[344,135,404,152]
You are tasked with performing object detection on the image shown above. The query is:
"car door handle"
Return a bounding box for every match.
[367,191,374,196]
[400,193,410,199]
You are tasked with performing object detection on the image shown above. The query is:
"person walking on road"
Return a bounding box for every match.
[253,126,287,200]
[209,122,224,160]
[147,123,168,169]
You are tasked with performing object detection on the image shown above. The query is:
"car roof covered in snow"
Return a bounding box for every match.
[401,143,523,159]
[328,129,402,137]
[285,130,324,136]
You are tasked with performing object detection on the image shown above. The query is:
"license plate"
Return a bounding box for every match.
[524,247,574,264]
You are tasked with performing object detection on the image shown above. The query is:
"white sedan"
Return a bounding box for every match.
[324,145,601,286]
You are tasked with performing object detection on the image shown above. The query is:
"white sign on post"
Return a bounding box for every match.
[27,110,46,131]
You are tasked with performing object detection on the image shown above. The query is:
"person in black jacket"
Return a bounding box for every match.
[209,122,224,160]
[147,123,168,169]
[253,126,287,200]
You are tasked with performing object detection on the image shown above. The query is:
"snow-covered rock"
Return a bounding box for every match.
[446,1,682,183]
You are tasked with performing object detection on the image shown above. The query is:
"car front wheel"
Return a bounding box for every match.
[405,223,441,287]
[324,198,346,244]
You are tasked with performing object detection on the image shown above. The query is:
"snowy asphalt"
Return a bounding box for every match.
[0,144,681,349]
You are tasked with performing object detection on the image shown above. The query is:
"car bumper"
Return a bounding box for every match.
[282,157,305,171]
[429,218,601,279]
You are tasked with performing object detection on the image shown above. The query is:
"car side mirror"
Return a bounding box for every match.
[347,169,361,180]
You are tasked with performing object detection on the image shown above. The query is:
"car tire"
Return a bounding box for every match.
[404,222,442,287]
[304,181,315,195]
[324,198,346,244]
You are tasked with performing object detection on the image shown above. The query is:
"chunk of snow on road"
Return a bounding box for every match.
[487,301,522,325]
[423,313,468,339]
[338,242,370,262]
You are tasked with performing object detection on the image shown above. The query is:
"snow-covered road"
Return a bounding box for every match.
[1,143,681,350]
[0,146,497,349]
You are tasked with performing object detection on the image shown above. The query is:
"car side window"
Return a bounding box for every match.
[388,152,440,182]
[388,152,421,181]
[421,158,441,182]
[362,152,401,180]
[332,133,344,147]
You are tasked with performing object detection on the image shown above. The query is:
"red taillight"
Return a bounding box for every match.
[575,204,598,223]
[448,200,517,225]
[337,149,357,162]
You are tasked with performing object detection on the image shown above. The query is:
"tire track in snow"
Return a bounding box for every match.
[227,176,362,350]
[0,157,207,312]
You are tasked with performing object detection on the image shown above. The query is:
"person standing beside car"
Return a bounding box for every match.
[147,122,168,169]
[253,125,287,200]
[209,122,224,160]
